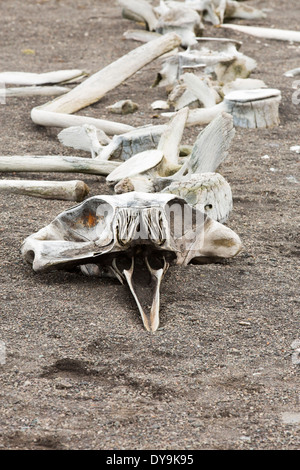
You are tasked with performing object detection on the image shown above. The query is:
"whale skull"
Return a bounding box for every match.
[21,192,242,332]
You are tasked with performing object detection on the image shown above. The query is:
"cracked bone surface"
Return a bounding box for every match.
[21,192,242,332]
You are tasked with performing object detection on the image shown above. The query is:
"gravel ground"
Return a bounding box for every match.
[0,0,299,450]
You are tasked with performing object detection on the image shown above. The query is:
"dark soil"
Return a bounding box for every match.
[0,0,299,450]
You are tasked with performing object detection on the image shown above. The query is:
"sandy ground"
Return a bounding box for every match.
[0,0,299,450]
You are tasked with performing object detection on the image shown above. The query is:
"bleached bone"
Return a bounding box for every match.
[221,24,300,43]
[167,82,201,110]
[181,73,220,107]
[121,8,146,25]
[155,2,204,47]
[185,0,220,25]
[97,125,166,161]
[157,107,189,176]
[57,125,111,158]
[0,179,89,202]
[31,107,134,135]
[162,102,226,126]
[151,100,170,110]
[33,33,181,117]
[162,172,233,223]
[223,0,266,20]
[123,29,162,43]
[222,78,267,95]
[154,42,256,88]
[290,145,300,154]
[195,37,242,49]
[224,89,281,128]
[114,112,235,193]
[0,86,70,98]
[284,68,300,78]
[0,155,120,176]
[107,108,189,189]
[118,0,159,31]
[0,69,86,86]
[106,150,164,185]
[185,111,235,174]
[106,99,138,115]
[21,191,242,332]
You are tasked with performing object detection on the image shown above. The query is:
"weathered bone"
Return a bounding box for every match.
[106,99,139,115]
[0,179,89,202]
[0,86,70,98]
[0,69,86,86]
[118,0,159,31]
[222,78,267,95]
[156,107,189,176]
[162,172,233,223]
[57,125,111,158]
[97,125,166,161]
[221,24,300,43]
[224,89,281,128]
[106,150,164,185]
[284,67,300,78]
[154,41,256,89]
[21,192,242,331]
[162,102,226,126]
[106,107,188,187]
[31,107,134,135]
[185,0,220,25]
[155,2,204,47]
[181,73,221,108]
[185,111,235,175]
[0,155,120,176]
[123,29,162,43]
[223,0,266,20]
[113,112,235,196]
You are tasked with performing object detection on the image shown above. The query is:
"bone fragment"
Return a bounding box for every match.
[0,86,70,98]
[0,70,86,86]
[151,100,170,110]
[31,107,134,135]
[0,155,120,176]
[155,3,203,47]
[36,32,181,116]
[185,0,220,25]
[186,111,235,174]
[57,125,111,158]
[162,102,226,126]
[221,24,300,43]
[181,73,219,108]
[106,99,138,115]
[195,37,242,49]
[106,150,164,184]
[284,67,300,78]
[224,89,281,128]
[162,172,233,223]
[97,125,166,161]
[155,42,256,88]
[123,29,162,43]
[118,0,159,31]
[115,112,235,194]
[222,78,267,95]
[0,179,89,202]
[157,107,189,176]
[224,0,266,20]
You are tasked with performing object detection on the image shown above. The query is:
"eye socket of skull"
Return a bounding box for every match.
[57,198,115,244]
